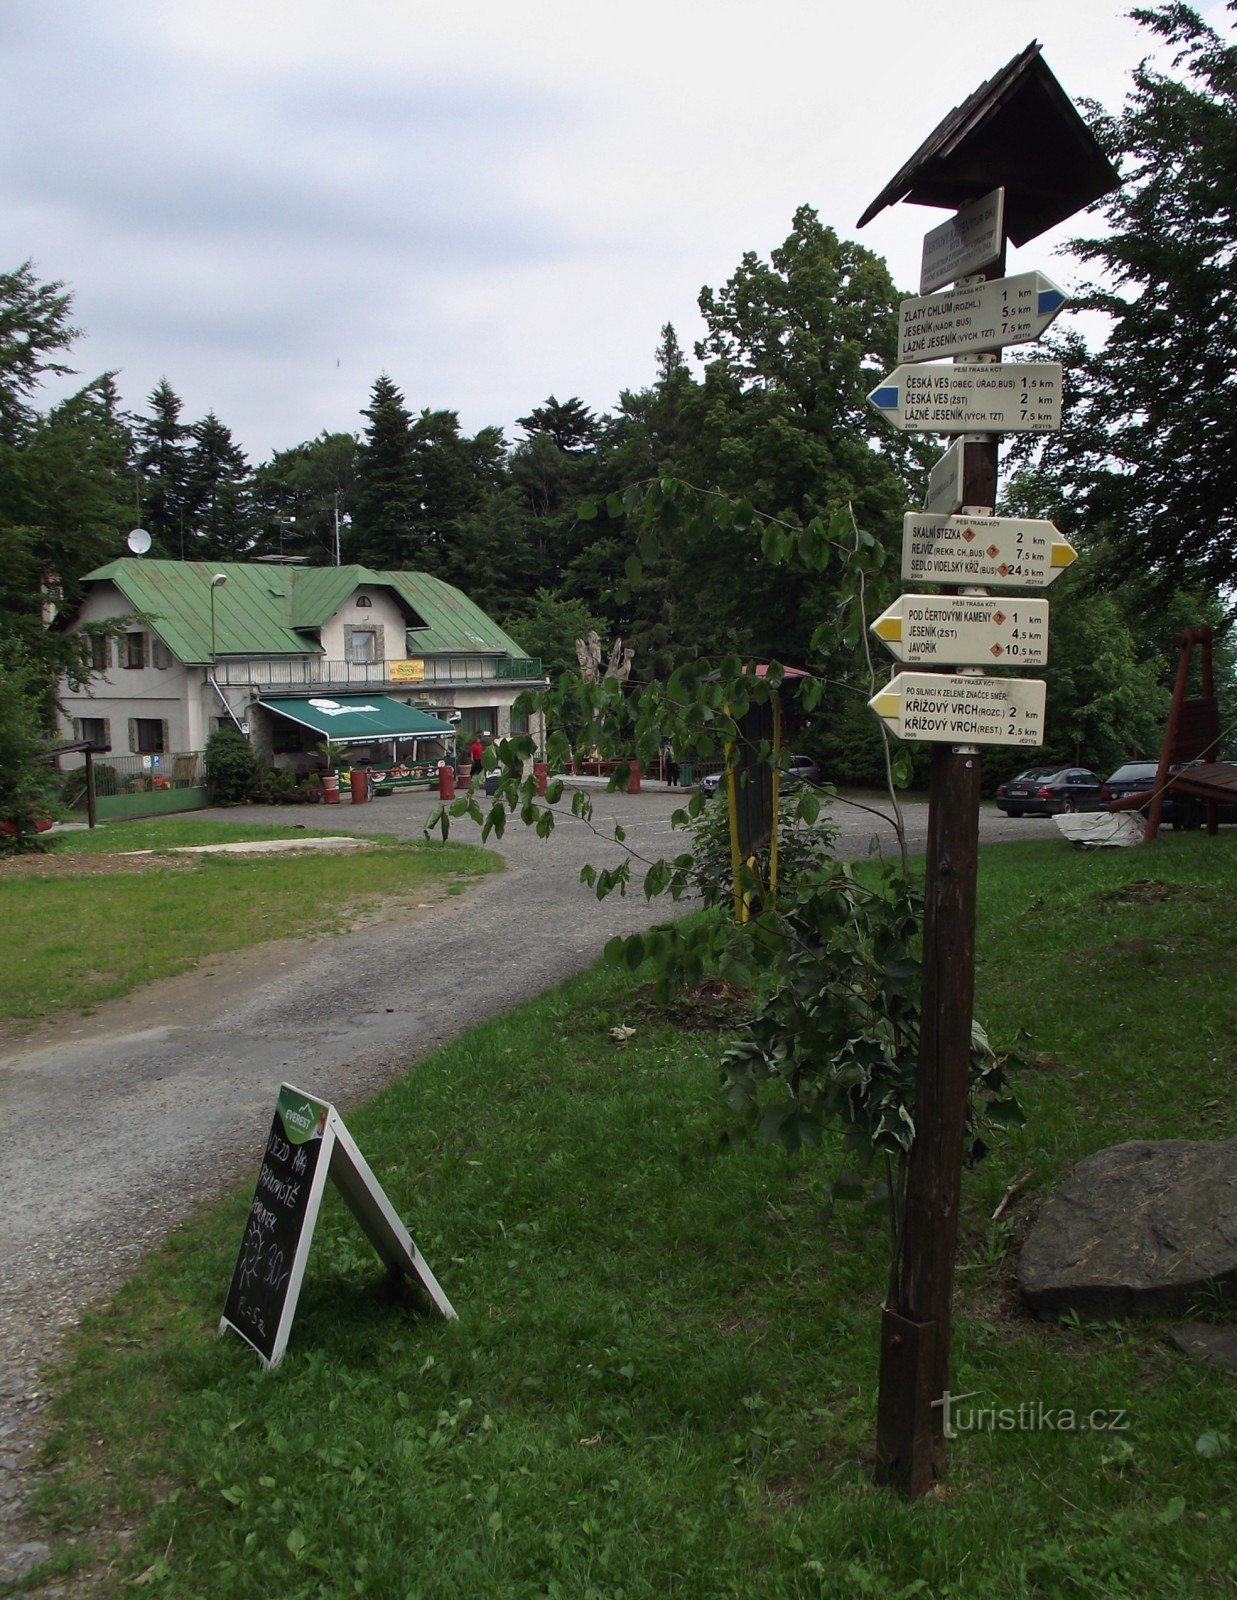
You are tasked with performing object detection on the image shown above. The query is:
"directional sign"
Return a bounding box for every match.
[898,272,1067,363]
[924,439,965,517]
[901,512,1077,589]
[871,594,1051,667]
[869,362,1062,433]
[869,672,1047,746]
[919,188,1004,294]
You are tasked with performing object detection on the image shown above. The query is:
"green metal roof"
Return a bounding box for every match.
[260,695,455,744]
[382,572,529,657]
[78,559,528,663]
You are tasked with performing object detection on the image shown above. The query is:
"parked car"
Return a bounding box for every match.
[699,754,821,798]
[1100,759,1236,828]
[994,766,1103,817]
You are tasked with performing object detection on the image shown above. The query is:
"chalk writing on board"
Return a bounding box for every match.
[221,1089,329,1363]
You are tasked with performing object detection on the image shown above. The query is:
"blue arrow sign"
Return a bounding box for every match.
[897,272,1069,364]
[869,362,1063,433]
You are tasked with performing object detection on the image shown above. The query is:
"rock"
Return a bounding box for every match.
[0,1539,51,1583]
[1168,1322,1237,1372]
[1019,1139,1237,1319]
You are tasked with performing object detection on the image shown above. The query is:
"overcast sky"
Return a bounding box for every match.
[3,1,1223,463]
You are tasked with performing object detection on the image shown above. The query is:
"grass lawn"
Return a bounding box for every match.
[12,833,1237,1598]
[0,819,500,1032]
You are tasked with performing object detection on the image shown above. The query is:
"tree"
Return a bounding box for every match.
[500,589,608,681]
[185,411,253,559]
[516,395,599,454]
[351,374,420,567]
[136,379,191,556]
[0,261,77,445]
[251,431,357,565]
[0,646,59,847]
[407,408,502,581]
[0,266,132,698]
[1040,3,1237,598]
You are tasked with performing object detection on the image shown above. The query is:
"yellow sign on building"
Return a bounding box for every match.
[389,659,426,683]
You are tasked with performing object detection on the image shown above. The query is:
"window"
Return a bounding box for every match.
[350,629,377,665]
[131,718,165,754]
[355,595,372,608]
[87,634,110,672]
[458,707,498,738]
[151,639,173,670]
[123,632,145,670]
[509,709,530,736]
[74,717,109,749]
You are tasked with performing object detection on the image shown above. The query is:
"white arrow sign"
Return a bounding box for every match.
[871,594,1051,667]
[920,188,1004,294]
[898,272,1068,363]
[869,673,1047,746]
[869,362,1063,433]
[901,513,1077,589]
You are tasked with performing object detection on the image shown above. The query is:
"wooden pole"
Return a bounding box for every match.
[875,248,1003,1495]
[84,746,98,830]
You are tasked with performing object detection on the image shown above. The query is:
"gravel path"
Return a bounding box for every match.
[0,785,1058,1581]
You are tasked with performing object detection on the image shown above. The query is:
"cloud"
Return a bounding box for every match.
[0,0,1197,459]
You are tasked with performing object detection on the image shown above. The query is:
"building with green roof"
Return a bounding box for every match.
[57,559,546,782]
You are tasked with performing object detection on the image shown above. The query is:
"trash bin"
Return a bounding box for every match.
[485,773,500,796]
[350,768,371,805]
[437,763,455,801]
[534,760,547,797]
[678,761,694,787]
[628,759,641,794]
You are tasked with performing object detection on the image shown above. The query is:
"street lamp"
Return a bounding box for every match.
[209,572,227,665]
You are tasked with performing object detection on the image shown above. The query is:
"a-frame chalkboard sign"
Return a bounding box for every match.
[220,1083,456,1369]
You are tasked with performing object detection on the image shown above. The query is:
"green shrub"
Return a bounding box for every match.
[0,648,60,851]
[687,786,839,909]
[204,727,257,805]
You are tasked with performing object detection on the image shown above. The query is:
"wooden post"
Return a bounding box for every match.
[84,746,98,829]
[876,744,981,1490]
[876,251,1002,1495]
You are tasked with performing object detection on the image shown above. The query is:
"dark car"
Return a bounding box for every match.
[699,753,821,798]
[1100,760,1235,829]
[995,766,1103,817]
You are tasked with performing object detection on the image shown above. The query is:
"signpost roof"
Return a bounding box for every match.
[856,42,1120,245]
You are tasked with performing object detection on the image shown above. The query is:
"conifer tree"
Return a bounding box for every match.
[136,379,191,555]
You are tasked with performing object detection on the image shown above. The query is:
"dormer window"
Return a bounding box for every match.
[356,595,372,608]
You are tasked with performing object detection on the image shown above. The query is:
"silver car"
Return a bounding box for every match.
[699,754,821,797]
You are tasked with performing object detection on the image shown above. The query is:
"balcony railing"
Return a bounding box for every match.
[213,655,543,689]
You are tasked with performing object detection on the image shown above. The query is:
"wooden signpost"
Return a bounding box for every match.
[918,187,1005,293]
[869,672,1047,743]
[898,270,1067,362]
[868,360,1063,432]
[870,594,1052,668]
[857,43,1118,1498]
[901,513,1077,588]
[221,1083,455,1369]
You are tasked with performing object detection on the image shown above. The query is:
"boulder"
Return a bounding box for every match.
[1168,1322,1237,1372]
[1019,1139,1237,1318]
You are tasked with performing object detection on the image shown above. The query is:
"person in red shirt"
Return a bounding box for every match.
[469,734,485,767]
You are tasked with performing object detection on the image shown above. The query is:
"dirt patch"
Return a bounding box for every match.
[1100,879,1199,905]
[0,851,196,880]
[629,976,751,1032]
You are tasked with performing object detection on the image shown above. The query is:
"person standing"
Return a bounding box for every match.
[662,739,679,786]
[470,732,485,768]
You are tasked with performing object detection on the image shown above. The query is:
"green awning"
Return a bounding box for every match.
[260,695,455,745]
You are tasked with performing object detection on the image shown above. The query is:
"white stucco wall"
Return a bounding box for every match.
[317,586,409,663]
[58,583,197,759]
